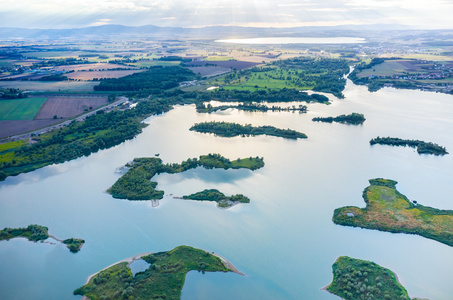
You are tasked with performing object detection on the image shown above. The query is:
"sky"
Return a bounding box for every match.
[1,0,453,29]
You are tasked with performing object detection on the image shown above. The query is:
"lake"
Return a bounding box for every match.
[215,37,366,44]
[0,78,452,299]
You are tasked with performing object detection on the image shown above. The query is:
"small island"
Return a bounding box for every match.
[182,189,250,208]
[108,154,264,200]
[333,178,453,246]
[190,121,307,139]
[196,102,307,114]
[0,224,85,253]
[370,137,448,156]
[325,256,421,300]
[312,112,365,125]
[74,245,243,300]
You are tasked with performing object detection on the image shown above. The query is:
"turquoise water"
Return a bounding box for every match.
[0,78,453,299]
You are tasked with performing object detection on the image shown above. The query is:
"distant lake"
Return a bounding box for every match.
[215,37,366,44]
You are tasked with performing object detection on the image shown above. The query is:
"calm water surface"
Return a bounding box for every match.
[0,79,452,299]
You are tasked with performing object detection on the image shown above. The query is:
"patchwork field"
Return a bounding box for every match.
[0,97,47,121]
[187,66,231,77]
[35,95,108,119]
[357,59,442,77]
[184,60,260,70]
[0,119,61,139]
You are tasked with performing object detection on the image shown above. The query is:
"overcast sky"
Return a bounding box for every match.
[1,0,453,29]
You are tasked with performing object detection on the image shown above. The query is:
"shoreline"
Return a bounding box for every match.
[211,252,245,276]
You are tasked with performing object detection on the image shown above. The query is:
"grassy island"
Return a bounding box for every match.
[183,189,250,208]
[74,245,235,300]
[370,137,448,156]
[312,113,365,125]
[108,154,264,200]
[333,178,453,246]
[326,256,414,300]
[190,121,307,139]
[0,224,85,252]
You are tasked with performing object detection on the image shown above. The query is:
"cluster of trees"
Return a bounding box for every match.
[62,238,85,253]
[0,224,49,242]
[108,154,265,200]
[370,137,448,155]
[312,113,366,125]
[183,189,250,207]
[32,57,91,68]
[0,88,28,99]
[40,74,68,81]
[190,121,307,140]
[93,66,198,92]
[207,88,329,103]
[327,256,410,300]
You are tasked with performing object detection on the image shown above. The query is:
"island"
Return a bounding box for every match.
[312,113,365,125]
[370,137,448,156]
[0,224,85,253]
[333,178,453,246]
[196,102,307,114]
[190,121,307,139]
[74,245,243,300]
[108,153,264,200]
[325,256,421,300]
[182,189,250,208]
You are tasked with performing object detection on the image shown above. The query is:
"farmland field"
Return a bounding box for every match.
[0,119,61,139]
[0,81,98,92]
[357,59,426,77]
[65,70,144,80]
[35,95,108,119]
[187,66,231,77]
[0,97,47,121]
[184,60,260,70]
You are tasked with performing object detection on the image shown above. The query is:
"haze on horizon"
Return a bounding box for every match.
[1,0,453,30]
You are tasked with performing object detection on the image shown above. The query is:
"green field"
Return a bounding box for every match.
[128,60,181,68]
[0,97,47,120]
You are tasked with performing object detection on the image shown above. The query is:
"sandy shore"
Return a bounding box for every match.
[211,253,245,276]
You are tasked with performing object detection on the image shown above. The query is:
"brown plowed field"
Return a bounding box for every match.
[35,95,108,119]
[54,63,138,72]
[65,69,144,80]
[0,119,60,139]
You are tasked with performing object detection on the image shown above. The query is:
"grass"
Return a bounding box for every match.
[333,178,453,246]
[326,256,412,300]
[205,56,236,61]
[357,60,412,77]
[74,245,232,300]
[0,140,26,152]
[0,97,47,120]
[128,61,181,68]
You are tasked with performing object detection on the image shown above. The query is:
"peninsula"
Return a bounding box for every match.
[0,224,85,253]
[312,112,365,125]
[182,189,250,208]
[74,245,242,300]
[370,137,448,156]
[325,256,418,300]
[333,178,453,246]
[108,153,264,200]
[190,121,307,139]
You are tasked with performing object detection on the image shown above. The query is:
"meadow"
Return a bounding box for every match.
[0,97,47,121]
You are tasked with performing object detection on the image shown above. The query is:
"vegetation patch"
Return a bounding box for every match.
[333,178,453,246]
[326,256,415,300]
[190,121,307,139]
[0,224,85,252]
[312,112,365,125]
[0,97,47,121]
[108,154,264,200]
[183,189,250,208]
[208,57,349,98]
[370,137,448,156]
[74,246,232,300]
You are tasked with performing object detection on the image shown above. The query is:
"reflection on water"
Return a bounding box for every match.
[0,78,453,299]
